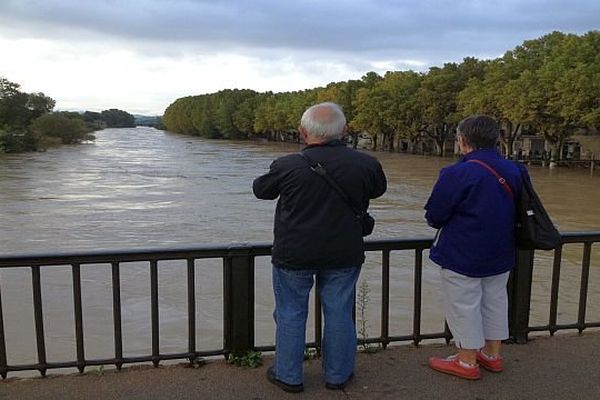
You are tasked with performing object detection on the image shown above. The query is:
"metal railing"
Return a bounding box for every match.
[525,233,600,335]
[0,232,598,378]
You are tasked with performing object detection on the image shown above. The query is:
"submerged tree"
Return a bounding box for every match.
[31,114,94,146]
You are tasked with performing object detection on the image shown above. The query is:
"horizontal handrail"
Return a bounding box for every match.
[0,243,273,267]
[0,237,438,267]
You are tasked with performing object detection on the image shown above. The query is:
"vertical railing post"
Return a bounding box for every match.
[223,246,255,356]
[508,249,535,344]
[111,262,123,370]
[576,243,592,333]
[187,258,196,360]
[71,263,85,373]
[0,280,7,379]
[548,246,563,335]
[150,260,160,367]
[381,250,390,349]
[31,266,48,376]
[412,248,423,346]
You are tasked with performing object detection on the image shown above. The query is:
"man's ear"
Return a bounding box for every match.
[299,127,308,141]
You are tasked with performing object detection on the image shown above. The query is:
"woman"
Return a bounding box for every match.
[425,115,525,380]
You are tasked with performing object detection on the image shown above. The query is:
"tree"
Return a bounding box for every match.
[0,77,57,152]
[502,32,600,159]
[82,111,106,130]
[378,71,424,152]
[27,92,56,119]
[317,80,364,146]
[0,77,21,98]
[233,96,259,136]
[351,86,390,151]
[100,109,135,128]
[416,63,465,156]
[459,59,524,156]
[31,114,94,145]
[0,78,32,129]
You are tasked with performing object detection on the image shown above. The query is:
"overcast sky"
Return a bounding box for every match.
[1,0,598,115]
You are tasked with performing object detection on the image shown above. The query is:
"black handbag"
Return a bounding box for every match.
[514,166,562,250]
[299,152,375,236]
[467,160,561,250]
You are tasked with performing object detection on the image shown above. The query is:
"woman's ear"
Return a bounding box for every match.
[457,134,472,155]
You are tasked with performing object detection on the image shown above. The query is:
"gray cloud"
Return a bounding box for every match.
[1,0,598,113]
[1,0,599,66]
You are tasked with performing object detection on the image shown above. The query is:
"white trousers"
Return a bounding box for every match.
[440,268,511,350]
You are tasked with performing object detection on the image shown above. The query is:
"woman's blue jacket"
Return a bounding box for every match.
[425,149,525,277]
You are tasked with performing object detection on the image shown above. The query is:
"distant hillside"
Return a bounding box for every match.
[134,114,162,127]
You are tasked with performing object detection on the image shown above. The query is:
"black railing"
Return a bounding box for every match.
[0,232,598,378]
[526,233,600,335]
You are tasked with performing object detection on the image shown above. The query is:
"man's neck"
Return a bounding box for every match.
[305,138,326,145]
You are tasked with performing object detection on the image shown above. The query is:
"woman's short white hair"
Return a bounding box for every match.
[300,102,346,140]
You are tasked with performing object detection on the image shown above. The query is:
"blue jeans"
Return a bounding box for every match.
[272,264,361,385]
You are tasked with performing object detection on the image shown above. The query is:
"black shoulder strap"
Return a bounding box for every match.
[299,152,364,216]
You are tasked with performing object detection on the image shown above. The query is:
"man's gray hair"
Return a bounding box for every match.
[300,102,346,140]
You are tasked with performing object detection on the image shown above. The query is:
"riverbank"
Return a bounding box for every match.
[2,331,599,400]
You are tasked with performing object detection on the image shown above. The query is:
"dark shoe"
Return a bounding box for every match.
[325,373,354,390]
[266,366,304,393]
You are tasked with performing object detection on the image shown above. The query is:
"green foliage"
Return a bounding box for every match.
[163,89,260,139]
[82,111,107,130]
[134,114,162,127]
[1,77,79,153]
[27,92,56,119]
[0,87,33,129]
[31,113,94,145]
[90,365,105,376]
[100,108,135,128]
[0,77,52,152]
[0,76,142,154]
[227,351,263,368]
[232,97,259,135]
[0,128,5,153]
[0,126,41,152]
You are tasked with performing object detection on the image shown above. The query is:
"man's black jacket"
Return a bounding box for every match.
[253,140,387,270]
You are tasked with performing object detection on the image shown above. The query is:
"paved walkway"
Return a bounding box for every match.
[2,332,599,400]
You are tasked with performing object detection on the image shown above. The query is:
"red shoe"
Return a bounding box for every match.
[476,351,504,372]
[429,355,480,380]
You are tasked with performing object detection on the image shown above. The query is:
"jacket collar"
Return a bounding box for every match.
[303,139,345,150]
[461,148,503,162]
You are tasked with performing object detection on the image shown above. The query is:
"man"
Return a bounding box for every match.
[253,102,386,393]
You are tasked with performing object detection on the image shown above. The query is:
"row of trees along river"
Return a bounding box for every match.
[0,77,137,154]
[163,31,600,159]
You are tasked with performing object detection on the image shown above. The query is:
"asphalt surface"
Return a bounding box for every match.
[2,332,599,400]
